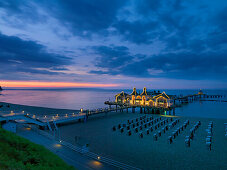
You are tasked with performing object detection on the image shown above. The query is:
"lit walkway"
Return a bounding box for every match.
[17,128,115,170]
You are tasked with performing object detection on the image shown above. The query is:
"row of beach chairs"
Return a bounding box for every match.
[145,118,173,139]
[120,117,163,136]
[168,120,189,144]
[206,121,213,150]
[153,119,180,141]
[113,115,155,131]
[113,116,176,139]
[185,121,201,147]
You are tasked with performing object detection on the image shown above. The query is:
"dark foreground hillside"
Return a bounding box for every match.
[0,127,74,170]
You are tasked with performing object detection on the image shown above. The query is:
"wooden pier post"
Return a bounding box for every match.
[116,105,118,112]
[132,107,135,113]
[140,107,143,113]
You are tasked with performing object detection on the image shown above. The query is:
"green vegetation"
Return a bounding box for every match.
[0,128,74,170]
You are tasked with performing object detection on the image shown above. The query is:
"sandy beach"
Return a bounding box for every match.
[59,112,227,170]
[1,102,227,169]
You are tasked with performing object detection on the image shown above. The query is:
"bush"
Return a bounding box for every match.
[0,128,75,170]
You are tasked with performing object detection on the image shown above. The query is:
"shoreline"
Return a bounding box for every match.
[0,102,79,116]
[0,101,227,120]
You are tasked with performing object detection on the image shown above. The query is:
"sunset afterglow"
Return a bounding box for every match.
[0,81,120,88]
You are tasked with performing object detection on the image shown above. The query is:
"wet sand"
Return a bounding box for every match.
[59,112,227,170]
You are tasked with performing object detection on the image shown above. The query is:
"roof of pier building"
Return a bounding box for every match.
[115,91,129,97]
[140,87,148,96]
[153,92,170,99]
[131,87,139,96]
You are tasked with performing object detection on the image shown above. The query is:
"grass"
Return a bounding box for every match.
[0,127,75,170]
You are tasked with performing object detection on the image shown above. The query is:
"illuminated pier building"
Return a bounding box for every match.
[115,87,173,108]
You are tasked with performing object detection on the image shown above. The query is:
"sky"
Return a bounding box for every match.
[0,0,226,89]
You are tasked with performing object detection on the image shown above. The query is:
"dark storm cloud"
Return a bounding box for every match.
[122,52,227,80]
[91,44,227,80]
[0,33,72,79]
[45,0,126,36]
[92,45,133,69]
[0,0,126,36]
[0,0,47,24]
[113,20,159,44]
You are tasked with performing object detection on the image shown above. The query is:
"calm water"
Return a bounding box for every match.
[0,88,227,119]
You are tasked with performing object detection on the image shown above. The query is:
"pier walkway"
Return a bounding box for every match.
[0,112,87,129]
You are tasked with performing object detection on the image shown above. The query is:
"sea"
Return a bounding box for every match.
[0,88,227,119]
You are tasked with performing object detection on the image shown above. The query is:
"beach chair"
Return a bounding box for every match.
[185,136,190,147]
[190,131,194,140]
[168,136,173,144]
[155,125,157,130]
[162,127,165,133]
[158,131,161,137]
[146,129,149,135]
[172,132,176,139]
[206,141,211,151]
[153,133,158,141]
[150,127,153,132]
[178,128,181,134]
[128,130,131,136]
[120,127,124,133]
[139,132,143,138]
[134,127,138,133]
[206,136,212,143]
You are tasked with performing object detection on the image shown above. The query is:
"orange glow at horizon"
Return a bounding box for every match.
[0,81,120,88]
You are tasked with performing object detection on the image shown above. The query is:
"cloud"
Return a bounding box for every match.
[0,0,126,37]
[0,32,72,79]
[90,44,227,80]
[92,45,133,68]
[0,0,226,86]
[113,20,159,44]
